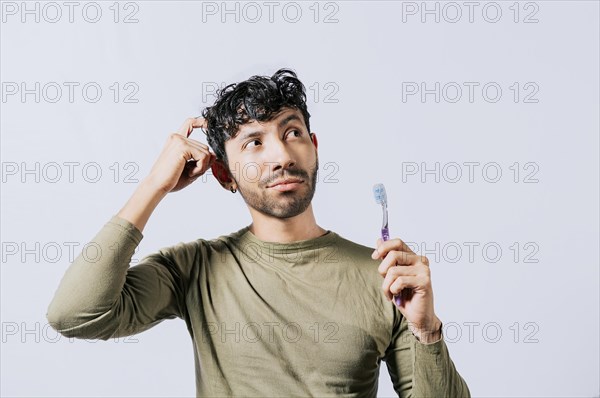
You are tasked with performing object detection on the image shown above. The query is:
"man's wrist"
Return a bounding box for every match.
[411,317,443,344]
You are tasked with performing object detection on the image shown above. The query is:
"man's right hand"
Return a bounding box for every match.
[146,117,217,194]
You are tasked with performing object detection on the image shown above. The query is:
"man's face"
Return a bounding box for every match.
[223,107,319,219]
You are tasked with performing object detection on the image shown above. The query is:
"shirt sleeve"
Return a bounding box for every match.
[46,215,194,340]
[383,308,471,398]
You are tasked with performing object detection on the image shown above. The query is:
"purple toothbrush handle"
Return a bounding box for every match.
[381,227,390,242]
[381,228,402,307]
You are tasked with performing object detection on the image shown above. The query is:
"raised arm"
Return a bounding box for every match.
[373,237,471,397]
[46,117,216,339]
[45,214,193,339]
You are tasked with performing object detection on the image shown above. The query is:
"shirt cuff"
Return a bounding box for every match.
[108,214,144,245]
[412,320,444,353]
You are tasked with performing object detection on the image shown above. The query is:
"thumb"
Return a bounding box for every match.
[372,238,383,260]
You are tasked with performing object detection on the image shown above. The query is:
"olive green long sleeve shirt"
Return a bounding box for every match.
[46,215,470,397]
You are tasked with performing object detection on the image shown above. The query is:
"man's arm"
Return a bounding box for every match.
[384,311,471,398]
[46,117,215,339]
[45,211,193,340]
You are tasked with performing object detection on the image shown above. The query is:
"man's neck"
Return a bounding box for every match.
[248,205,327,243]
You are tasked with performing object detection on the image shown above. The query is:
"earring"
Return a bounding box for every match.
[230,187,237,193]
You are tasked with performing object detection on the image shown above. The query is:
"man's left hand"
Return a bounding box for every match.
[372,237,442,343]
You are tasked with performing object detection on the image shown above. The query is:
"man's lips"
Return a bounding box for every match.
[267,178,304,192]
[267,178,304,188]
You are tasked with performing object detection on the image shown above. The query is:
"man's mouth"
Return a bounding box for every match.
[267,178,304,192]
[268,178,304,188]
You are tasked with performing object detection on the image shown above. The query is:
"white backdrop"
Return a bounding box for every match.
[1,1,599,397]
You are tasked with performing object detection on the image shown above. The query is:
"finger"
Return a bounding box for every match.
[377,261,422,278]
[184,142,216,162]
[177,117,208,137]
[373,238,416,257]
[180,143,211,171]
[389,275,422,297]
[176,118,197,137]
[168,132,210,153]
[377,252,419,277]
[377,253,421,277]
[185,137,211,149]
[189,149,216,164]
[372,238,415,259]
[382,273,419,301]
[187,117,208,138]
[378,263,419,279]
[188,145,210,158]
[187,151,216,178]
[188,157,214,177]
[191,117,207,129]
[184,160,205,179]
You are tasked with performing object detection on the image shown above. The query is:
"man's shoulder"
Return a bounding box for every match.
[329,231,378,261]
[203,225,252,248]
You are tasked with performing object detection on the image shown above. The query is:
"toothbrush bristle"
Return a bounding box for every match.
[372,183,387,205]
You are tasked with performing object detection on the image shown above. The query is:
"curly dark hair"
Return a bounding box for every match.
[201,68,311,167]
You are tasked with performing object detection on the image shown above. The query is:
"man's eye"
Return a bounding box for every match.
[288,130,302,138]
[245,139,261,149]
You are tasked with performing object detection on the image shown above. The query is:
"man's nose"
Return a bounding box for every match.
[267,139,296,172]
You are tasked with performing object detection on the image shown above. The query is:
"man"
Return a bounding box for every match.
[47,68,471,397]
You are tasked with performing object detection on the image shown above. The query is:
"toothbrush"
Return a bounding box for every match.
[373,183,402,307]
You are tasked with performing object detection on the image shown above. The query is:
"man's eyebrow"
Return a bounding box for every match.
[237,114,303,142]
[278,114,301,128]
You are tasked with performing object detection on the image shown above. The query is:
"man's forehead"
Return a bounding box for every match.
[234,108,304,135]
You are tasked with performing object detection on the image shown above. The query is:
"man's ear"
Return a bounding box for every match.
[211,158,233,189]
[310,132,318,150]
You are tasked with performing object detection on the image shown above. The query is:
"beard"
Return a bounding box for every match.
[234,156,319,219]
